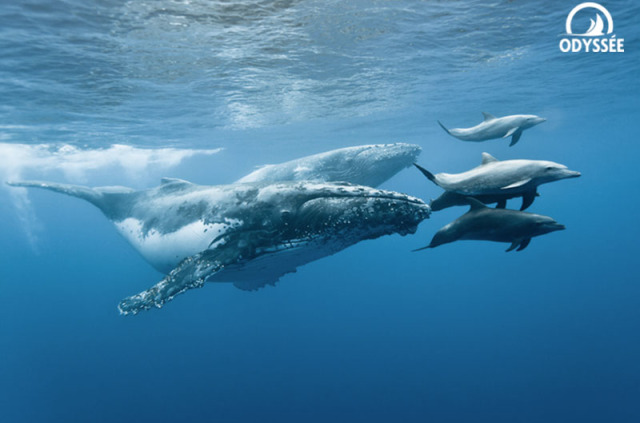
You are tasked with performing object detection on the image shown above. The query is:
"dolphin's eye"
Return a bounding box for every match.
[546,166,554,171]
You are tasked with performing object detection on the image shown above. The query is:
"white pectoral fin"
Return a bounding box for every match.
[118,252,226,315]
[501,178,532,190]
[503,127,520,138]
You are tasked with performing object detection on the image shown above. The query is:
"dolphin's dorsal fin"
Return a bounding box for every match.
[160,177,192,186]
[481,112,496,121]
[466,197,488,211]
[481,152,499,165]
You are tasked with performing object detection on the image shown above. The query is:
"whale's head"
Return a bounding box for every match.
[341,143,422,187]
[521,115,547,129]
[250,182,431,250]
[533,161,581,184]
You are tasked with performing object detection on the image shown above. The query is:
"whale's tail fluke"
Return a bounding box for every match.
[6,180,134,217]
[437,120,451,135]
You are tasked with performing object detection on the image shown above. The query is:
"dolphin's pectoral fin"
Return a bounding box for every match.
[506,241,519,252]
[509,129,523,147]
[501,178,531,190]
[520,190,537,211]
[496,199,507,209]
[118,252,225,315]
[503,127,519,138]
[516,238,531,251]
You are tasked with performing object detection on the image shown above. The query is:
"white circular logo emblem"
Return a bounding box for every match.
[566,2,613,36]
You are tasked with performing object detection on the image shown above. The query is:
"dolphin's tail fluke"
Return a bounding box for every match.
[413,163,438,186]
[437,120,451,135]
[6,180,134,215]
[412,244,432,252]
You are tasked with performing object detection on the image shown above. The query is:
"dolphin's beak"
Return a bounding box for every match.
[568,170,581,178]
[553,223,566,231]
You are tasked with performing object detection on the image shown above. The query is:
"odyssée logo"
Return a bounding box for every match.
[559,2,624,53]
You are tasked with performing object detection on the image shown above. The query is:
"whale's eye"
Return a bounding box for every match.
[281,210,292,221]
[546,166,554,171]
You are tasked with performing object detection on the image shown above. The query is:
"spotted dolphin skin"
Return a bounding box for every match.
[416,198,564,252]
[236,143,422,187]
[438,112,546,146]
[8,179,430,314]
[414,153,580,211]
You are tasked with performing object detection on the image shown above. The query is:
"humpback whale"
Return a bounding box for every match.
[414,153,580,211]
[438,113,546,146]
[9,179,430,314]
[416,198,564,252]
[236,143,421,187]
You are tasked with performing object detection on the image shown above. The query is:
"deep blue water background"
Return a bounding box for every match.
[1,1,639,422]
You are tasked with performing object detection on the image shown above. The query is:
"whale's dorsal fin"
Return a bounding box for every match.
[481,112,496,121]
[160,177,192,186]
[481,152,499,165]
[466,197,488,211]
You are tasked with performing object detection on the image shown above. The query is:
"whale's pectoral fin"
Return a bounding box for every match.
[509,129,523,147]
[118,252,226,315]
[520,190,537,211]
[516,238,531,252]
[496,199,507,209]
[233,277,281,291]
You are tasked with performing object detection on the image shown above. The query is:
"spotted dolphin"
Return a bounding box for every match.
[414,153,580,211]
[438,112,546,146]
[415,198,564,252]
[8,179,430,314]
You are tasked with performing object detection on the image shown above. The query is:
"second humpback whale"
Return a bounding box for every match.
[236,143,421,187]
[9,179,430,314]
[438,112,546,146]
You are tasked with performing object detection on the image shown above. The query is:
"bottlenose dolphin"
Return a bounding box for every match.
[237,143,421,187]
[416,198,564,252]
[438,112,546,146]
[414,153,580,211]
[8,179,430,314]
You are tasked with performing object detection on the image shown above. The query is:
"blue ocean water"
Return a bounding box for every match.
[1,0,639,422]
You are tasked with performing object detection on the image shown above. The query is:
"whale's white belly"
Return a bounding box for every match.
[114,218,235,273]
